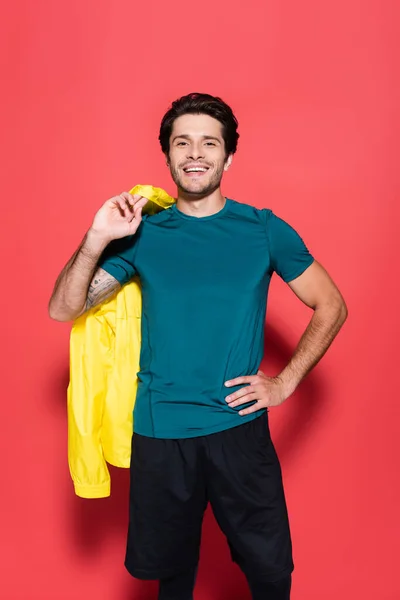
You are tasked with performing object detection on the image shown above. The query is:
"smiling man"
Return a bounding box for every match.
[49,93,347,600]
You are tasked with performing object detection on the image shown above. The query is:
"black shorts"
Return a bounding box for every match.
[125,412,294,582]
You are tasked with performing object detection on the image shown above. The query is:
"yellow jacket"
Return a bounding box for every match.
[67,185,175,498]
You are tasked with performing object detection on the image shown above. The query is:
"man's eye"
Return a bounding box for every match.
[205,142,216,146]
[177,142,187,146]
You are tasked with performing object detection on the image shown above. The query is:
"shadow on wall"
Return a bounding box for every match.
[53,322,326,600]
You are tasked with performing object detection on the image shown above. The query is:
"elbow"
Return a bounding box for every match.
[48,300,77,322]
[48,312,69,323]
[337,300,348,327]
[48,305,69,322]
[315,292,348,327]
[340,300,348,324]
[333,293,348,327]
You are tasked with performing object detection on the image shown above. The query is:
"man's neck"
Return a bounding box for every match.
[176,189,226,218]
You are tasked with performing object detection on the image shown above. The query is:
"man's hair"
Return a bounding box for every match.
[159,92,240,157]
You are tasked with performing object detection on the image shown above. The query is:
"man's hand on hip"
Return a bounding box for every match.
[224,371,289,416]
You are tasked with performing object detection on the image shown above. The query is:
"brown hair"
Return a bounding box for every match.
[159,92,240,157]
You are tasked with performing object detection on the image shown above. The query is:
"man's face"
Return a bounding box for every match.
[167,113,232,197]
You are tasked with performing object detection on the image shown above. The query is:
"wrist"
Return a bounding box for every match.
[275,366,300,398]
[86,228,111,252]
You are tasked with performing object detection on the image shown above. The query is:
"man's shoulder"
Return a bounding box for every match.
[141,206,174,225]
[228,198,272,223]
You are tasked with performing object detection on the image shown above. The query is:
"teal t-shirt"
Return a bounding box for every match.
[99,198,314,439]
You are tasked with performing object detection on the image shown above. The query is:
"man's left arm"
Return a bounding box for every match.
[224,260,348,414]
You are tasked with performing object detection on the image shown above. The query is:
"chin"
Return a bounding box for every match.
[182,186,213,198]
[179,179,221,197]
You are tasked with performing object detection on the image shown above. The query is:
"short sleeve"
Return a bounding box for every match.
[97,234,138,285]
[265,210,314,282]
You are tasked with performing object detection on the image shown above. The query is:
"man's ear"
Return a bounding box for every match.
[224,154,233,171]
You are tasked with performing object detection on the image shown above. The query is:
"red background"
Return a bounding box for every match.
[1,1,399,598]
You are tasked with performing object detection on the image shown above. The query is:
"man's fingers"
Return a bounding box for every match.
[226,392,258,408]
[119,192,145,211]
[114,194,148,220]
[129,198,148,225]
[119,193,134,213]
[225,384,259,403]
[133,197,148,216]
[225,375,258,387]
[238,403,262,416]
[119,192,140,202]
[115,194,133,213]
[114,196,129,216]
[127,198,149,231]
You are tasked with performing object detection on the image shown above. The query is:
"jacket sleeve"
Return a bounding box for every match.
[67,305,116,498]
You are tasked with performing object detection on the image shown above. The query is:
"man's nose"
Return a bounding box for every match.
[187,143,204,160]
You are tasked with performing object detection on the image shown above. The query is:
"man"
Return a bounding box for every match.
[49,92,347,600]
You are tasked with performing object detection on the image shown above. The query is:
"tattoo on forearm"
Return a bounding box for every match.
[85,268,119,310]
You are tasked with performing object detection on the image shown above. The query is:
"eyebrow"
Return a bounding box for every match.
[172,134,221,143]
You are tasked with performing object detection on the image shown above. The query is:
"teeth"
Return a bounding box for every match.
[185,168,207,172]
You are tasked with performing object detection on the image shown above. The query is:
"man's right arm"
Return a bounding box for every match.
[48,192,148,322]
[48,231,120,322]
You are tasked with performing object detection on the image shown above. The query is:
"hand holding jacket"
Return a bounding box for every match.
[67,185,175,499]
[90,192,149,243]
